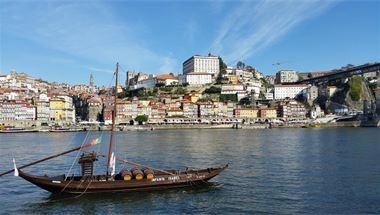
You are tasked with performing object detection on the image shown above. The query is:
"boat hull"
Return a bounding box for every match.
[18,165,227,194]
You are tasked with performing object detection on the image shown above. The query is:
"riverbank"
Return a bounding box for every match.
[1,120,378,134]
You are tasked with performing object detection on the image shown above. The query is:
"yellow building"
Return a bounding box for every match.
[49,98,64,121]
[225,75,239,84]
[184,93,201,103]
[234,108,259,118]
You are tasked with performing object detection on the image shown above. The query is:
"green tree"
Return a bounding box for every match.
[216,57,227,84]
[155,83,165,88]
[219,94,237,102]
[135,115,148,125]
[239,97,251,106]
[237,61,245,69]
[204,86,221,94]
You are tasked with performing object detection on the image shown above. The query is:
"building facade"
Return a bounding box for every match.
[180,72,212,85]
[274,85,308,100]
[183,54,220,77]
[275,70,299,84]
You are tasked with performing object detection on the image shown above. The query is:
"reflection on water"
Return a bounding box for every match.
[1,128,380,214]
[26,183,222,214]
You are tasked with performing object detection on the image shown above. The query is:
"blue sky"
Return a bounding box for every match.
[0,0,379,86]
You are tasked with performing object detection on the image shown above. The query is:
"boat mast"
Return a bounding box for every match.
[107,62,118,177]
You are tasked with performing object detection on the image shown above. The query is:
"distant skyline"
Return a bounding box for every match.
[1,0,379,86]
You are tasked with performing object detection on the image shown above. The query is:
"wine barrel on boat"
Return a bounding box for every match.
[120,168,132,181]
[144,168,154,180]
[131,168,143,180]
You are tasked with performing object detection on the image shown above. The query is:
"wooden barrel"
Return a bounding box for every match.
[132,168,144,180]
[120,169,132,181]
[144,169,154,180]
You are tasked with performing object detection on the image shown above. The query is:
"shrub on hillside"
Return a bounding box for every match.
[349,76,362,101]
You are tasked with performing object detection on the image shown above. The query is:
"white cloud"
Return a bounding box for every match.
[210,0,335,65]
[0,2,177,74]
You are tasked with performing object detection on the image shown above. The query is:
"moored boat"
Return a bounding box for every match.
[49,126,84,132]
[0,127,38,133]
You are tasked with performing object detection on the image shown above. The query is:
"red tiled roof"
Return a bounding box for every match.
[156,74,178,80]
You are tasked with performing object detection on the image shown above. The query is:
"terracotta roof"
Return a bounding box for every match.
[156,74,178,80]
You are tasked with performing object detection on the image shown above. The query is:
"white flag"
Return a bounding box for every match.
[13,158,19,177]
[110,152,116,176]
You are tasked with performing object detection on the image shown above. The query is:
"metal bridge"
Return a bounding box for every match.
[294,62,380,85]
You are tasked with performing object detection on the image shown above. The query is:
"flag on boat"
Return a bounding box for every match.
[90,136,102,145]
[110,152,116,176]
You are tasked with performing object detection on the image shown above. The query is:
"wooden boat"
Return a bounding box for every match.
[50,126,84,132]
[0,127,38,133]
[17,165,227,194]
[2,63,227,194]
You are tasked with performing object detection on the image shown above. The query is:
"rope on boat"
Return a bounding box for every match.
[60,176,75,193]
[75,178,93,198]
[65,132,90,181]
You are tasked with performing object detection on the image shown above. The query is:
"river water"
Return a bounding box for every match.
[0,128,379,214]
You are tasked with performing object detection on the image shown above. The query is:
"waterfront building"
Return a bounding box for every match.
[36,94,50,124]
[197,102,217,118]
[59,95,75,123]
[181,101,198,118]
[102,96,114,124]
[49,96,64,122]
[278,100,306,118]
[87,97,103,122]
[215,102,235,118]
[234,108,259,118]
[179,72,212,86]
[151,102,167,119]
[258,108,277,118]
[137,104,152,118]
[0,100,36,121]
[275,70,299,84]
[183,54,220,77]
[274,84,308,100]
[166,107,184,117]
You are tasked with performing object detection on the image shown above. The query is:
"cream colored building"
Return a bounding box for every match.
[183,54,220,77]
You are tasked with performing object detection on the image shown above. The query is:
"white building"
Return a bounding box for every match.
[156,74,178,86]
[183,54,220,77]
[275,70,299,84]
[274,84,308,100]
[0,100,36,121]
[246,82,262,94]
[134,78,157,89]
[179,72,212,86]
